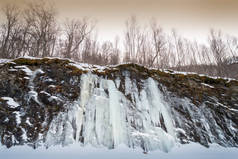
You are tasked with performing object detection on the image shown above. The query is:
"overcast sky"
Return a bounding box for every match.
[0,0,238,43]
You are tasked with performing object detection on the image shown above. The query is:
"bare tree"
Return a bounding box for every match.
[110,36,120,65]
[139,32,150,66]
[124,16,145,63]
[0,4,22,58]
[209,29,226,76]
[226,35,238,59]
[101,37,120,65]
[23,0,58,57]
[60,18,95,60]
[1,3,238,79]
[171,29,186,70]
[148,19,166,67]
[100,41,112,64]
[81,32,99,64]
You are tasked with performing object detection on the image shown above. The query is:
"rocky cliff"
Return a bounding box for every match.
[0,57,237,152]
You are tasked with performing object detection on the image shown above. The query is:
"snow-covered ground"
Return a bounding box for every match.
[0,59,10,64]
[0,143,237,159]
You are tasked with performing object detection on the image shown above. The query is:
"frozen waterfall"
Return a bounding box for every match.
[45,73,176,152]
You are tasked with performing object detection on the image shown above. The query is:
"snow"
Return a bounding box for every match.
[175,128,186,135]
[1,97,20,108]
[40,91,51,96]
[162,69,238,82]
[26,117,32,126]
[14,66,33,76]
[0,142,237,159]
[14,111,21,125]
[216,101,238,112]
[48,85,56,88]
[8,68,18,72]
[21,128,28,141]
[3,118,9,123]
[229,108,238,112]
[163,69,196,75]
[24,77,30,80]
[201,83,215,88]
[0,59,10,64]
[48,96,62,102]
[70,63,108,72]
[15,56,42,60]
[26,69,45,106]
[2,57,237,82]
[14,65,44,78]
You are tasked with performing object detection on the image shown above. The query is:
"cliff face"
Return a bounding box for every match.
[0,58,237,152]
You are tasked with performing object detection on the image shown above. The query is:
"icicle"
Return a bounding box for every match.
[45,74,176,152]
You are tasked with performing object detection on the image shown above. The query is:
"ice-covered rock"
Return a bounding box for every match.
[0,57,237,152]
[45,74,176,152]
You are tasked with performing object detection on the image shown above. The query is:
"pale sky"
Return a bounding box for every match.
[0,0,238,43]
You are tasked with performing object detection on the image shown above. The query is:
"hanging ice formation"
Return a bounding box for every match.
[45,73,176,152]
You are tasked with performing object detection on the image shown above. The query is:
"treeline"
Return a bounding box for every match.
[0,1,238,78]
[0,1,119,65]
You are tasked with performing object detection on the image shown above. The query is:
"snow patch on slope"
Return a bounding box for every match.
[1,97,20,108]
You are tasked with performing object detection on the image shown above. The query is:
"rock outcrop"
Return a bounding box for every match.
[0,57,237,152]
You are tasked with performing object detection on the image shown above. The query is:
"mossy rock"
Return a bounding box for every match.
[13,58,70,66]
